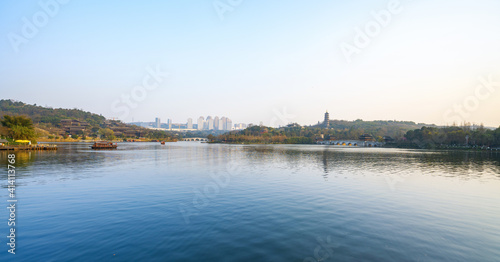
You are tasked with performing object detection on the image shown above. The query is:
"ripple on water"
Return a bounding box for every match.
[1,143,499,261]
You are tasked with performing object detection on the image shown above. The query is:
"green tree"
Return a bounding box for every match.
[1,115,33,129]
[0,115,37,141]
[99,128,116,140]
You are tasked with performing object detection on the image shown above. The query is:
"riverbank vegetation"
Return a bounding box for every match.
[212,120,428,144]
[0,115,37,142]
[212,123,500,149]
[0,100,177,142]
[399,125,500,149]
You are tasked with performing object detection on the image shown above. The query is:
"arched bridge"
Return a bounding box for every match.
[182,137,208,142]
[318,140,384,147]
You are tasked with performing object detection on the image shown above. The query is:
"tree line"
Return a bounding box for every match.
[0,99,177,141]
[401,125,500,149]
[0,115,37,141]
[212,123,500,148]
[0,99,105,127]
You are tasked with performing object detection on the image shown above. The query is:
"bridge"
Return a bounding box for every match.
[317,140,384,147]
[182,137,208,142]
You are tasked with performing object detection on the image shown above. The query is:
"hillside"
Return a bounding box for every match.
[214,120,432,144]
[215,121,500,148]
[0,99,176,140]
[315,119,432,140]
[0,99,105,127]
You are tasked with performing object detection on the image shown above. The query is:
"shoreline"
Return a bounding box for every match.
[0,144,58,151]
[208,141,500,151]
[36,138,178,143]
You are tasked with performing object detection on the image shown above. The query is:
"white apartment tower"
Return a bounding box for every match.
[207,116,214,130]
[197,116,204,130]
[214,116,220,130]
[155,117,161,128]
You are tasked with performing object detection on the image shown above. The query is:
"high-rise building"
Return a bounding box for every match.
[197,116,204,130]
[155,117,161,128]
[168,119,172,130]
[220,117,227,130]
[188,116,233,130]
[207,116,214,130]
[234,123,247,130]
[214,116,220,130]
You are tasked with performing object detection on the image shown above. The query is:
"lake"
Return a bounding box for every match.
[1,142,500,261]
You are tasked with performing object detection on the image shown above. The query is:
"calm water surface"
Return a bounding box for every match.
[1,142,499,261]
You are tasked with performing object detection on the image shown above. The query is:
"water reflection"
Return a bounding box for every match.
[0,150,38,166]
[1,143,499,187]
[236,145,500,181]
[1,143,499,262]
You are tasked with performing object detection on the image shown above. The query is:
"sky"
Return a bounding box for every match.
[1,0,499,127]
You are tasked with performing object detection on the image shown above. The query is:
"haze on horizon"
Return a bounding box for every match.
[1,0,499,127]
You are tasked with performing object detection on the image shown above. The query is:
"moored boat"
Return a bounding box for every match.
[91,141,117,149]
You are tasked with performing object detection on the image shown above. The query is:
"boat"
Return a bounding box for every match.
[91,141,117,149]
[161,141,165,145]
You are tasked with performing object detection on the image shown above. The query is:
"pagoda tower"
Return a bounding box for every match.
[324,110,330,128]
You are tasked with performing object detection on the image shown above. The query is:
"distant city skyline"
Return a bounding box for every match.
[132,115,245,131]
[1,1,500,127]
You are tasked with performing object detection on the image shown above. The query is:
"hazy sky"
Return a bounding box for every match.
[1,0,499,127]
